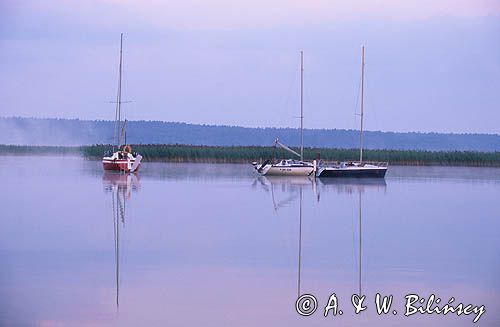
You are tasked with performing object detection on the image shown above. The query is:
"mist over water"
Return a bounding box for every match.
[0,156,499,326]
[0,118,114,146]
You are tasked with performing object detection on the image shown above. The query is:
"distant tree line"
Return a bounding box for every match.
[1,117,500,152]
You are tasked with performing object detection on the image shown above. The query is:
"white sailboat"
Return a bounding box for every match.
[102,33,142,173]
[317,46,388,178]
[253,51,316,176]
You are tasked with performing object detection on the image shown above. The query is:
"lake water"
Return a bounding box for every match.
[1,155,499,326]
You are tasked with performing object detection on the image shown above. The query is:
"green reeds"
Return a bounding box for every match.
[1,144,500,167]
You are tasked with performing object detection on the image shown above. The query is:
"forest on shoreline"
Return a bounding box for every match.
[2,117,500,152]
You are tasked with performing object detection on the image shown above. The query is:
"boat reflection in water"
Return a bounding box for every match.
[253,176,312,297]
[317,177,386,197]
[255,176,387,300]
[253,176,316,212]
[102,172,140,309]
[318,178,386,296]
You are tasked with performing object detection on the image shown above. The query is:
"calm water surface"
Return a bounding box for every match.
[1,155,499,326]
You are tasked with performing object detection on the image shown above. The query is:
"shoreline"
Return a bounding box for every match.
[1,144,500,167]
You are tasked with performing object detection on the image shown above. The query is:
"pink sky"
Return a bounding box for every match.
[10,0,500,29]
[1,0,500,133]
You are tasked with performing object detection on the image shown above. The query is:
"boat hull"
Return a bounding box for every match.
[102,159,141,172]
[317,167,387,178]
[263,165,314,176]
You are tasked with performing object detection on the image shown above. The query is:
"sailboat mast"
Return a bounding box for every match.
[359,46,365,162]
[300,51,304,161]
[115,33,124,149]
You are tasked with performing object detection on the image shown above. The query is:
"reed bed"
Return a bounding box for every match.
[1,144,500,167]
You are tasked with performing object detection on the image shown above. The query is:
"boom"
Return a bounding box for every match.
[274,138,301,159]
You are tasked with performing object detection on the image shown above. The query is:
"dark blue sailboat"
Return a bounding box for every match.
[317,46,388,178]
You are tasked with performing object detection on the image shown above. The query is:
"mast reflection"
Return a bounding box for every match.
[103,172,140,309]
[318,178,386,296]
[253,176,311,297]
[254,176,387,299]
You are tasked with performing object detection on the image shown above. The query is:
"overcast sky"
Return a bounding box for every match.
[1,0,499,133]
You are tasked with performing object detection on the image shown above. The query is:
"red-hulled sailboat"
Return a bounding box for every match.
[102,33,142,173]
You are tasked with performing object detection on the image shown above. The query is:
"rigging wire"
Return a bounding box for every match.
[353,72,362,131]
[281,60,299,128]
[364,68,380,132]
